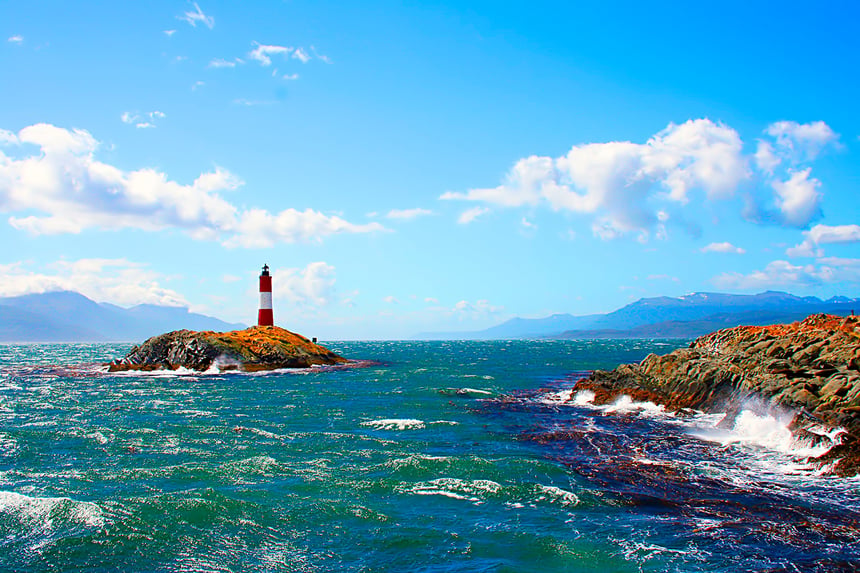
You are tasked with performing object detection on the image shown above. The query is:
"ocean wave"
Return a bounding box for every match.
[361,419,426,430]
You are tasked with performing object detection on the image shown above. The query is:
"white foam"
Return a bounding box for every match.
[604,395,666,417]
[361,419,425,430]
[533,484,580,507]
[0,490,105,528]
[694,410,838,459]
[398,478,502,503]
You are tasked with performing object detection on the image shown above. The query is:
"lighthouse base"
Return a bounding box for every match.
[258,309,274,326]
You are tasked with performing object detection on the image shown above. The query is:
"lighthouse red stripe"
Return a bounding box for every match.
[259,276,272,292]
[258,309,274,326]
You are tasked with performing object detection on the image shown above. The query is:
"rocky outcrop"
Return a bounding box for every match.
[108,326,347,372]
[571,314,860,475]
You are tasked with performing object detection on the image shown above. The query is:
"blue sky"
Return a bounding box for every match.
[1,0,859,339]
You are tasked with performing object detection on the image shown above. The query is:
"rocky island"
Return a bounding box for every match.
[570,313,860,475]
[108,325,347,372]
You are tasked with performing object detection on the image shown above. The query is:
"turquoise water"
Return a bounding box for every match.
[1,340,859,572]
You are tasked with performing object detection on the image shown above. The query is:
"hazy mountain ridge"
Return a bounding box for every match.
[0,291,246,342]
[415,291,860,340]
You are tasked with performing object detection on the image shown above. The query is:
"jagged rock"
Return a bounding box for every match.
[571,313,860,476]
[108,326,347,372]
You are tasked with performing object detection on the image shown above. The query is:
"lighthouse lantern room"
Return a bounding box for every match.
[258,264,274,326]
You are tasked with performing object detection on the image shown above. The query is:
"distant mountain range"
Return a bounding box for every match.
[0,291,245,342]
[416,291,860,340]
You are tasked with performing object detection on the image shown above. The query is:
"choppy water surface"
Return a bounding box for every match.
[1,340,858,572]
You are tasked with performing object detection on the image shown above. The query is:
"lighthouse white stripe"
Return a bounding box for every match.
[259,291,273,310]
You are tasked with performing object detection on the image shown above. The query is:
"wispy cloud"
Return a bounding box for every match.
[0,123,386,247]
[192,80,205,91]
[121,110,166,129]
[233,98,276,107]
[457,206,489,224]
[208,57,243,68]
[292,47,311,63]
[386,208,432,220]
[163,30,176,37]
[178,2,214,29]
[7,35,23,44]
[248,42,291,66]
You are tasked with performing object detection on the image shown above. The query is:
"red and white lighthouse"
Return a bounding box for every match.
[258,264,274,326]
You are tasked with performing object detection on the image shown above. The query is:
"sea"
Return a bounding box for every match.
[1,339,859,572]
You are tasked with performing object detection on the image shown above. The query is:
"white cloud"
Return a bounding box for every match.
[452,299,504,318]
[292,48,311,63]
[443,119,748,239]
[7,35,23,44]
[283,73,299,81]
[248,42,292,66]
[192,81,205,91]
[787,224,860,257]
[232,99,276,106]
[121,111,166,129]
[457,206,489,224]
[701,241,746,254]
[208,58,239,68]
[164,30,176,37]
[0,259,188,307]
[443,118,841,239]
[714,258,860,290]
[272,262,337,307]
[424,297,439,304]
[178,2,214,29]
[754,140,780,174]
[311,46,332,64]
[386,207,432,220]
[520,217,537,231]
[383,295,398,304]
[771,168,821,227]
[0,123,385,247]
[765,120,839,161]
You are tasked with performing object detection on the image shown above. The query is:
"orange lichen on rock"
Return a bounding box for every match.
[108,325,347,372]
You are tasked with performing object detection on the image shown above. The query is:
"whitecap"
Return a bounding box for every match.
[360,419,425,430]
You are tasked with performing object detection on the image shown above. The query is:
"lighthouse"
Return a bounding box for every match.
[258,264,274,326]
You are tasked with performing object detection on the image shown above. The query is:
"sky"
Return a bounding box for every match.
[1,0,859,339]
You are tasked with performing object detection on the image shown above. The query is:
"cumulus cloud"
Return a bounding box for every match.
[0,259,189,307]
[713,259,860,290]
[272,262,337,307]
[178,2,214,29]
[765,120,839,162]
[771,168,821,227]
[442,119,748,239]
[0,123,384,246]
[701,241,746,254]
[787,224,860,257]
[444,118,839,238]
[386,208,432,220]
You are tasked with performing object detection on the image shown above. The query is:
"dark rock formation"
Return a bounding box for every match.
[571,314,860,475]
[108,326,347,372]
